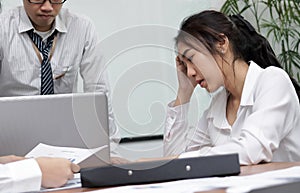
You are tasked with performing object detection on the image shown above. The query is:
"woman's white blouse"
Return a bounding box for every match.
[164,61,300,165]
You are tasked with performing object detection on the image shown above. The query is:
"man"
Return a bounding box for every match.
[0,0,120,154]
[0,1,80,192]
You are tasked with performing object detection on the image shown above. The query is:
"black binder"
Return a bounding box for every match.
[81,153,240,187]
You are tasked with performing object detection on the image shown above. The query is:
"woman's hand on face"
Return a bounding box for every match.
[174,56,197,106]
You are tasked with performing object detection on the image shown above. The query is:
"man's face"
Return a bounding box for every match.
[23,0,63,31]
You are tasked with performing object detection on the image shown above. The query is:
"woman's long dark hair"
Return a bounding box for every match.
[175,10,300,100]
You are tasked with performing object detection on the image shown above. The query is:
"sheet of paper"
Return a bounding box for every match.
[227,166,300,193]
[26,143,107,164]
[40,173,81,192]
[25,143,108,192]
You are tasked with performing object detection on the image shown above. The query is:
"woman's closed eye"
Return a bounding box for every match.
[186,55,194,63]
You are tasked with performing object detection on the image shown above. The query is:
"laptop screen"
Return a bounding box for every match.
[0,93,110,167]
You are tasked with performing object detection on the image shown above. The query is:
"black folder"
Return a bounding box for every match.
[81,153,240,187]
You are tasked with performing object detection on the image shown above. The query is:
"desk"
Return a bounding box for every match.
[53,162,300,193]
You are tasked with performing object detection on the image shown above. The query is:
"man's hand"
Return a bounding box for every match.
[36,157,80,188]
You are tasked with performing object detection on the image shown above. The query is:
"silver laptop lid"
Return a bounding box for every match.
[0,92,110,167]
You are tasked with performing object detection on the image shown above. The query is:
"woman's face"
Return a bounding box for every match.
[177,41,224,93]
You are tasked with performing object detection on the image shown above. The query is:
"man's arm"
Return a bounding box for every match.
[0,159,42,193]
[0,157,80,192]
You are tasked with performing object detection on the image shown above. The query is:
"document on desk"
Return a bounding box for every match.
[26,143,107,164]
[226,166,300,193]
[25,143,108,192]
[84,166,300,193]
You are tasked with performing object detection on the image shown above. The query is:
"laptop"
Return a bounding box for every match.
[0,92,110,168]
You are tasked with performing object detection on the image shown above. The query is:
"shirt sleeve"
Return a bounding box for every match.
[0,159,42,193]
[163,100,191,156]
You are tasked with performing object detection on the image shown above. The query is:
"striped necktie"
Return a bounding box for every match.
[27,30,57,95]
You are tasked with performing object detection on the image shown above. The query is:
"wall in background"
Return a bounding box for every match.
[1,0,224,140]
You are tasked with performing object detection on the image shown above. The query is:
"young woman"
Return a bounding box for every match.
[164,10,300,165]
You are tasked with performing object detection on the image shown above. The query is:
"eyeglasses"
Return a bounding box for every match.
[27,0,67,4]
